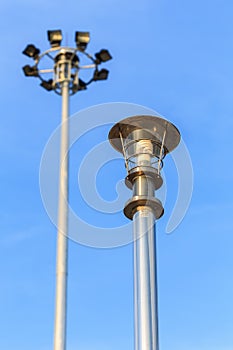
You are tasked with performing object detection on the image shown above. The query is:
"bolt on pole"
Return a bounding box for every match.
[22,29,112,350]
[108,115,180,350]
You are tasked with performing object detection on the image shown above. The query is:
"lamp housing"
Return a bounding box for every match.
[47,30,63,47]
[22,65,39,77]
[22,44,40,59]
[75,31,90,51]
[95,49,112,63]
[93,69,109,81]
[78,78,87,90]
[72,79,87,93]
[40,79,54,91]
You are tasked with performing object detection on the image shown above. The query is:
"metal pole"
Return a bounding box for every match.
[133,184,159,350]
[133,142,159,350]
[54,80,69,350]
[148,221,159,350]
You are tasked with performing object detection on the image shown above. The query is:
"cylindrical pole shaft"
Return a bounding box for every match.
[148,219,159,350]
[54,80,69,350]
[133,208,159,350]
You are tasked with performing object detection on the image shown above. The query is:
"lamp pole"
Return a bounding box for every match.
[54,79,69,350]
[22,30,112,350]
[108,115,181,350]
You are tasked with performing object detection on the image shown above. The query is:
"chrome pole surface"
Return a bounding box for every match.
[54,80,69,350]
[148,219,159,350]
[133,208,159,350]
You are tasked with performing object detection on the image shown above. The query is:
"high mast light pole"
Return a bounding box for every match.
[109,115,181,350]
[22,29,112,350]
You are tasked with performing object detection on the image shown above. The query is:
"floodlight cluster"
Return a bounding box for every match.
[22,29,112,95]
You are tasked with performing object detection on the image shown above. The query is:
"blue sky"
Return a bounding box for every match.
[1,0,233,349]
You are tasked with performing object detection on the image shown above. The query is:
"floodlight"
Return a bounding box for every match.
[95,49,112,63]
[78,79,87,90]
[72,79,87,93]
[40,79,54,91]
[22,65,39,77]
[93,69,109,81]
[75,31,90,51]
[22,44,40,59]
[47,30,63,47]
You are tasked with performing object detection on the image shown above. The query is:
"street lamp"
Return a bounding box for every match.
[22,29,112,350]
[108,115,180,350]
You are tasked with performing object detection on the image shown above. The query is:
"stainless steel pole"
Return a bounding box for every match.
[133,208,159,350]
[132,157,159,350]
[148,220,159,350]
[54,80,69,350]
